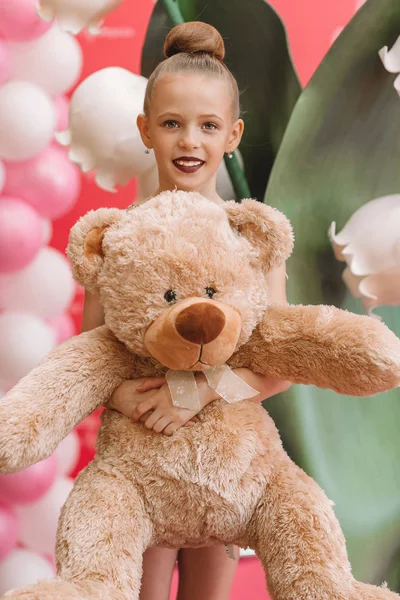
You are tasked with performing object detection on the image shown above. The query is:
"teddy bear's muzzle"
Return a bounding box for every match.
[175,302,226,345]
[143,297,242,371]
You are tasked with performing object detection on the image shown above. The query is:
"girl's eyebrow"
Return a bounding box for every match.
[157,112,224,122]
[200,113,224,122]
[157,112,182,119]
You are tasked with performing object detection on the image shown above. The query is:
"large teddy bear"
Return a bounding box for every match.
[1,191,400,600]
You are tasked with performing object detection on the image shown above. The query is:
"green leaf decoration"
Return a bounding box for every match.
[264,0,400,589]
[141,0,301,200]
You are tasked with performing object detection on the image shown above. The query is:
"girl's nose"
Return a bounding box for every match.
[178,127,200,150]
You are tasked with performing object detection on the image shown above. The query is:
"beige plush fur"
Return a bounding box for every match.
[1,191,400,600]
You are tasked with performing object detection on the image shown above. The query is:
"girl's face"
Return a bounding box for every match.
[137,73,244,201]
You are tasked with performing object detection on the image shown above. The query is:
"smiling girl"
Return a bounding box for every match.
[82,21,291,600]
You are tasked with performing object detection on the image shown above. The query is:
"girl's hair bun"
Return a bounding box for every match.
[163,22,225,61]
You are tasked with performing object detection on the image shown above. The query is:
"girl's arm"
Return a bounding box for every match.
[81,289,105,332]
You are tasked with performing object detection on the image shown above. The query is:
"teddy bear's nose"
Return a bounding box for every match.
[175,302,226,345]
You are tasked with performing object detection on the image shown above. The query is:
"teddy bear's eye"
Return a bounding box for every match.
[164,290,178,304]
[205,287,217,298]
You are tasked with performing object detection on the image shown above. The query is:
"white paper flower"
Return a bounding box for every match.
[379,35,400,96]
[37,0,123,35]
[55,67,156,192]
[329,195,400,314]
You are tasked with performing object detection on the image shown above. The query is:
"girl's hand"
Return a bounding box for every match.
[107,370,291,436]
[131,381,202,436]
[107,376,214,436]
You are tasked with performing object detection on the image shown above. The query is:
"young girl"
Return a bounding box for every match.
[82,21,291,600]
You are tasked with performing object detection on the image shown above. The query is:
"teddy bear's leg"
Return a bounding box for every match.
[2,463,153,600]
[247,460,400,600]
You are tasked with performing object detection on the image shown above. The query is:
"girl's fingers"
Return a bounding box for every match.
[183,416,199,427]
[139,410,153,423]
[131,400,153,421]
[137,377,167,392]
[144,409,163,429]
[163,422,180,436]
[152,416,172,434]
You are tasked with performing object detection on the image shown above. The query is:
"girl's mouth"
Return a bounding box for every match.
[173,158,205,174]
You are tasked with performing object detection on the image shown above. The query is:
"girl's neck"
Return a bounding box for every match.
[154,182,223,205]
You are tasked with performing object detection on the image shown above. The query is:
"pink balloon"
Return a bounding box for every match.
[0,455,57,505]
[3,145,81,220]
[47,313,75,344]
[0,197,43,274]
[54,96,69,132]
[0,504,18,561]
[0,39,10,85]
[0,0,52,42]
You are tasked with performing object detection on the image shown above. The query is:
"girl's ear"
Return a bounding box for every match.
[137,113,152,151]
[226,118,244,154]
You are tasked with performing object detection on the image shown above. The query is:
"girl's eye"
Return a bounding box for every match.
[205,287,217,298]
[164,290,178,304]
[163,120,180,129]
[202,122,218,131]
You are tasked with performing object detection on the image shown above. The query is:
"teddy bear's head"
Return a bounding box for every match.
[67,191,293,370]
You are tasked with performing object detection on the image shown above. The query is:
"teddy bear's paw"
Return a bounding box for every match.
[350,581,400,599]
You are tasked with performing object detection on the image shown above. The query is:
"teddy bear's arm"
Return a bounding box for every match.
[0,326,134,474]
[232,304,400,396]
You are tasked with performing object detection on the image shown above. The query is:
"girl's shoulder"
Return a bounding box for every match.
[126,196,150,211]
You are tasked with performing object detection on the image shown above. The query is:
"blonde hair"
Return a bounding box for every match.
[143,22,240,121]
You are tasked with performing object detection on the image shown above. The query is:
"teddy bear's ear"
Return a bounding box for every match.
[67,207,125,292]
[224,199,294,271]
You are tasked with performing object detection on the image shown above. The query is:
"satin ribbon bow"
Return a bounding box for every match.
[166,365,258,410]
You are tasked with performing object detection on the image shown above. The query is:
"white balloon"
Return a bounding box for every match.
[0,548,55,595]
[0,159,5,193]
[16,476,74,555]
[7,24,83,97]
[0,81,55,161]
[56,67,155,192]
[0,312,55,386]
[41,218,53,245]
[0,247,75,318]
[37,0,123,35]
[54,431,80,475]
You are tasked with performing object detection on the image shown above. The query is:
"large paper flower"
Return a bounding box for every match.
[55,67,156,192]
[329,195,400,314]
[36,0,123,35]
[379,35,400,96]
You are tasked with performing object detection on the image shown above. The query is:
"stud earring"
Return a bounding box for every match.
[227,152,233,159]
[144,148,150,154]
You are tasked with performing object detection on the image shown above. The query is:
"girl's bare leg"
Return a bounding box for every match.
[139,547,178,600]
[176,546,239,600]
